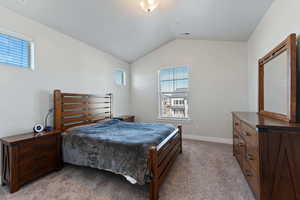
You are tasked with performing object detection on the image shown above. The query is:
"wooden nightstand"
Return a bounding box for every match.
[1,130,62,193]
[114,115,135,122]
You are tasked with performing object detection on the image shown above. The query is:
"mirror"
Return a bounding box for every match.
[264,51,289,115]
[258,33,297,122]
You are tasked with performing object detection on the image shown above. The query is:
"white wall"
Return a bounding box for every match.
[247,0,300,111]
[4,0,298,142]
[131,39,248,140]
[0,6,130,138]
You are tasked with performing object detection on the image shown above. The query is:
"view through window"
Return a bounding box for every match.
[159,66,189,119]
[114,70,125,86]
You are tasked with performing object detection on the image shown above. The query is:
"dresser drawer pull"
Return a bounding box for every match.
[247,153,254,160]
[243,131,251,137]
[235,122,239,126]
[245,170,253,177]
[239,143,244,147]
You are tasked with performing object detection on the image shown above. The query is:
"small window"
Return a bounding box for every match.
[159,66,189,119]
[114,70,126,86]
[0,32,33,69]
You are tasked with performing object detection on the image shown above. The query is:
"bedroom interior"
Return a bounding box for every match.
[1,0,300,200]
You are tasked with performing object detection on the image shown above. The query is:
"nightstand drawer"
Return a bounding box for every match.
[19,151,57,166]
[18,135,57,158]
[19,151,57,184]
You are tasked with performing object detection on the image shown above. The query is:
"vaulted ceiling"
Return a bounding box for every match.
[0,0,274,63]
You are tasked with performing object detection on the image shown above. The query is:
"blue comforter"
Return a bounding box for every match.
[62,119,176,184]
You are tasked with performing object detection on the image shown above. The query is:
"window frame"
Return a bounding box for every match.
[0,28,35,70]
[114,69,126,86]
[157,66,190,121]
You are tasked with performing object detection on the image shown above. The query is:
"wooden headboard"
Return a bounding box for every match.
[53,90,112,131]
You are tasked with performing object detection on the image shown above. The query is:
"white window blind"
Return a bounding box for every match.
[0,32,31,68]
[159,66,189,119]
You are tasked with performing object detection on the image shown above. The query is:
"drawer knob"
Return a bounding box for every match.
[247,153,254,160]
[243,131,251,137]
[235,122,239,126]
[239,143,244,147]
[245,170,253,177]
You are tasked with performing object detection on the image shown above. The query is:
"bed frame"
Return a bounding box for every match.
[53,90,182,200]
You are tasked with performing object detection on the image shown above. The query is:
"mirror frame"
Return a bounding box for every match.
[258,33,297,122]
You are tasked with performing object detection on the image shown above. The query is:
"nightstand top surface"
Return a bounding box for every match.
[114,115,134,118]
[1,130,61,145]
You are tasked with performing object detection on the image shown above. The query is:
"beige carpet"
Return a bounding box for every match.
[0,140,255,200]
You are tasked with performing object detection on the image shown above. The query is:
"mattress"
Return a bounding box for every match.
[62,119,176,185]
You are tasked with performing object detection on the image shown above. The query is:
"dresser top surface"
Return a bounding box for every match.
[233,112,300,130]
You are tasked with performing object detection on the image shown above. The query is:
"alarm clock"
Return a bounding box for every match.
[33,124,44,133]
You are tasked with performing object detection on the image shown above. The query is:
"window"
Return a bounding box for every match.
[0,32,33,69]
[159,66,189,119]
[114,70,126,86]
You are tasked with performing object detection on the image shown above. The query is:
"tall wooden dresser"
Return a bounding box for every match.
[233,112,300,200]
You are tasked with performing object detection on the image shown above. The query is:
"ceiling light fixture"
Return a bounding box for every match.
[140,0,160,13]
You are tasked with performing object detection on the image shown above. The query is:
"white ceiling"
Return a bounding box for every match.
[0,0,274,63]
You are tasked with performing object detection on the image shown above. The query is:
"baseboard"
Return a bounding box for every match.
[183,134,233,144]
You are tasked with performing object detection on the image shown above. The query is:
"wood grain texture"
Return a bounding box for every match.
[258,33,298,122]
[233,112,300,200]
[148,127,182,200]
[53,90,112,131]
[260,131,300,200]
[0,130,62,193]
[54,90,62,130]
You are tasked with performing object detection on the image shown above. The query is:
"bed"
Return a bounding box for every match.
[53,90,182,200]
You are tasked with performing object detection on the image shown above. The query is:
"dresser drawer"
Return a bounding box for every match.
[244,162,260,199]
[233,117,241,132]
[18,135,57,158]
[233,134,239,156]
[237,136,246,168]
[241,122,258,146]
[246,143,259,171]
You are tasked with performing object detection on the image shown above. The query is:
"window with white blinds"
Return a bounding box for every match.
[0,32,32,69]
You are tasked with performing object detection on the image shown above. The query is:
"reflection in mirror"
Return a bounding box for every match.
[264,51,289,115]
